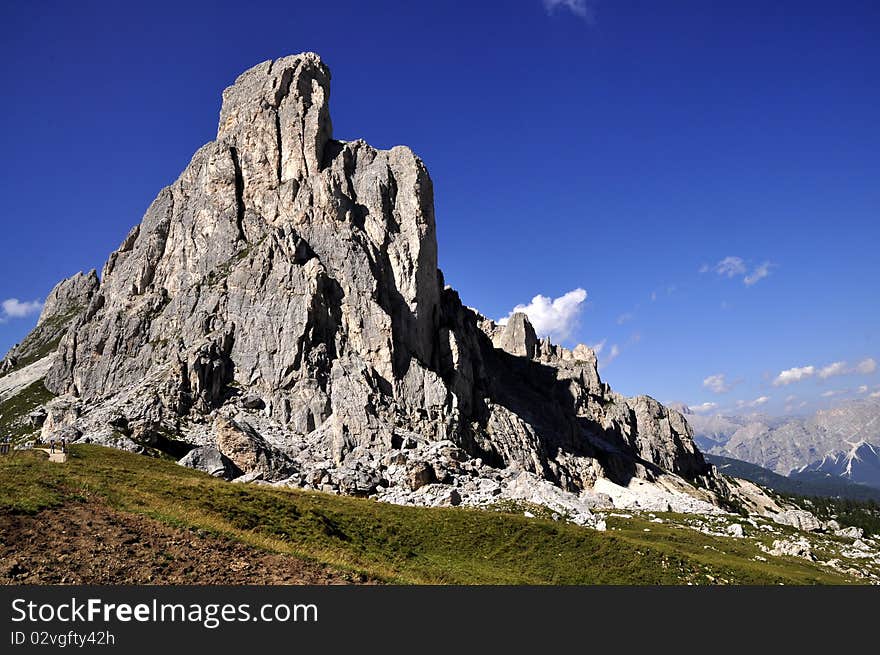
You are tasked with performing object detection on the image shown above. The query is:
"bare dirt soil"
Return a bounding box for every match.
[0,500,374,585]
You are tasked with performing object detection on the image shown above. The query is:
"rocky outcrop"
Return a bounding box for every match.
[772,509,823,532]
[0,271,98,376]
[37,271,101,327]
[835,526,864,540]
[179,446,241,480]
[491,313,537,358]
[214,416,295,479]
[0,357,54,404]
[767,537,813,560]
[9,52,721,520]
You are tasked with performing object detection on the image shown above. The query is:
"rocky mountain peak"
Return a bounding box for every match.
[38,270,99,326]
[4,53,723,520]
[0,270,99,378]
[492,313,538,359]
[217,53,332,183]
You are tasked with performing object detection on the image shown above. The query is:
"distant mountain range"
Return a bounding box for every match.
[705,454,880,503]
[677,398,880,491]
[798,442,880,490]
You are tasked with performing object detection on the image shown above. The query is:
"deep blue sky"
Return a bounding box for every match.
[1,0,878,416]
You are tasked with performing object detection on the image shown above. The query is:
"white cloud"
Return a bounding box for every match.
[744,261,772,286]
[542,0,595,22]
[871,391,880,399]
[785,394,797,402]
[604,344,621,365]
[500,288,587,341]
[703,373,731,394]
[650,291,658,302]
[706,256,772,286]
[598,334,640,368]
[691,402,718,413]
[858,385,869,394]
[818,361,848,379]
[776,358,876,386]
[821,389,849,398]
[714,256,747,278]
[773,365,815,386]
[591,339,606,356]
[1,298,43,322]
[738,395,770,408]
[830,359,874,378]
[856,358,877,375]
[617,312,634,325]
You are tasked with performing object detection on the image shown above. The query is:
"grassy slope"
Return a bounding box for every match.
[0,445,860,585]
[0,379,54,442]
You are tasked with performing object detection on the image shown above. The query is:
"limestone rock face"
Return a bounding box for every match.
[21,52,715,512]
[38,271,101,326]
[492,313,537,358]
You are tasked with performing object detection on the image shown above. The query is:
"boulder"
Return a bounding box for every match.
[772,509,823,532]
[336,461,383,496]
[834,526,864,540]
[726,523,744,538]
[406,461,435,491]
[241,394,266,410]
[770,537,813,559]
[179,446,241,480]
[214,416,295,478]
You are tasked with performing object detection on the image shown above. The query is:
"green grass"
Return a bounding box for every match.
[0,445,863,585]
[0,449,65,512]
[604,514,852,585]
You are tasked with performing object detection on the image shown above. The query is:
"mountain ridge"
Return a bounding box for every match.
[705,453,880,503]
[2,53,742,523]
[684,399,880,489]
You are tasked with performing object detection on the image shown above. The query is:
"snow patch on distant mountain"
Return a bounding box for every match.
[798,441,880,489]
[683,398,880,488]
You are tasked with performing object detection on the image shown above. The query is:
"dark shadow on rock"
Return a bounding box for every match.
[436,290,709,491]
